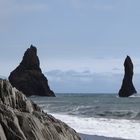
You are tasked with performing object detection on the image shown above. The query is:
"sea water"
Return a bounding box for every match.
[30,94,140,140]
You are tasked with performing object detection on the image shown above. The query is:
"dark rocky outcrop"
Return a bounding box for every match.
[0,79,81,140]
[9,45,55,97]
[118,56,137,97]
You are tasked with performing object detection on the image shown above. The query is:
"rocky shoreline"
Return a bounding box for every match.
[0,79,81,140]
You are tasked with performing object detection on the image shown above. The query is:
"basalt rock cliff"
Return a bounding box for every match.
[0,79,81,140]
[9,45,55,97]
[118,56,137,97]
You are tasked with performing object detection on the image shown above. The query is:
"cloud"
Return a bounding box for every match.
[45,70,123,93]
[68,0,82,9]
[93,3,114,11]
[0,0,48,32]
[16,3,48,13]
[0,0,48,17]
[67,0,114,12]
[41,57,123,75]
[45,69,140,93]
[46,70,93,82]
[112,67,120,71]
[0,0,12,18]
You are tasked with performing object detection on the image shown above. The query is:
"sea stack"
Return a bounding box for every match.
[9,45,55,97]
[118,56,137,97]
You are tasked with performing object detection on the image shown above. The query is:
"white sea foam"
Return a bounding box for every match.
[129,94,140,98]
[51,113,140,140]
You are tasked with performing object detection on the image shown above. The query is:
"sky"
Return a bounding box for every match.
[1,0,140,93]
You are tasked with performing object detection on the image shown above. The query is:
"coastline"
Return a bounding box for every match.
[80,133,130,140]
[31,95,140,140]
[49,113,138,140]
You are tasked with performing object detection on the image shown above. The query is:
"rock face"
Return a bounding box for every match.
[119,56,137,97]
[9,45,55,97]
[0,79,81,140]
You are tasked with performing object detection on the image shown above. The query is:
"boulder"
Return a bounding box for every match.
[118,56,137,97]
[9,45,55,97]
[0,79,81,140]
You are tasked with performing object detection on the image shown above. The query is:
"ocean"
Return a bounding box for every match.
[30,94,140,140]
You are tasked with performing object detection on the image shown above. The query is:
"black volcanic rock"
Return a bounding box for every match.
[118,56,137,97]
[0,79,81,140]
[9,45,55,97]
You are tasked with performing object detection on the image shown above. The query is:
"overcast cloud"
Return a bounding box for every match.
[45,70,140,93]
[0,0,140,93]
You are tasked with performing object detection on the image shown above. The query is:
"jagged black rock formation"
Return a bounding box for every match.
[0,79,81,140]
[119,56,137,97]
[9,45,55,97]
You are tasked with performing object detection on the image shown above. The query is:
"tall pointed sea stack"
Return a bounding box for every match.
[9,45,55,96]
[118,56,137,97]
